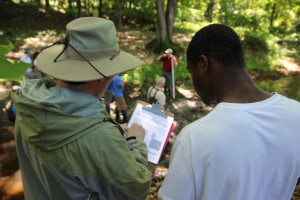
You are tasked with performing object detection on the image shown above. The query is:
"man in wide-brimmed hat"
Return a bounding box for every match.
[12,17,152,200]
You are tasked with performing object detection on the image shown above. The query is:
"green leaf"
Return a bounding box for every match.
[0,43,30,81]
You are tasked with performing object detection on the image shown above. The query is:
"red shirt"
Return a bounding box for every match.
[160,55,177,72]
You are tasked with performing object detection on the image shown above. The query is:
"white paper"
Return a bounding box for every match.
[127,103,174,164]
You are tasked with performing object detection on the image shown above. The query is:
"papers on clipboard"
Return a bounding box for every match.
[127,100,174,164]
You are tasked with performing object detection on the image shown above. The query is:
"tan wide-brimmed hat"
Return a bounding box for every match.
[37,17,143,82]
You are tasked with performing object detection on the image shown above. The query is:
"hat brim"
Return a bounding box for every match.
[36,45,143,82]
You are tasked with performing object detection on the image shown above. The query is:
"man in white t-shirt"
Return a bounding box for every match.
[147,76,166,110]
[158,24,300,200]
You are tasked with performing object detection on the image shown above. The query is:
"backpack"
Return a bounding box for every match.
[148,87,159,104]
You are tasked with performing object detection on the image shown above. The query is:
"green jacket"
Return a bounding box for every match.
[12,79,152,200]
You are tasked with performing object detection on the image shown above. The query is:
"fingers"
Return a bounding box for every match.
[126,123,145,141]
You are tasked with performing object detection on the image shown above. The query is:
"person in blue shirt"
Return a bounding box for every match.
[113,74,128,123]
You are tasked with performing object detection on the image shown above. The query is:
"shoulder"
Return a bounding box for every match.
[176,108,224,142]
[80,120,125,148]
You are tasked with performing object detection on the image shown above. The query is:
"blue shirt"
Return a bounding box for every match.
[107,82,114,91]
[113,75,124,98]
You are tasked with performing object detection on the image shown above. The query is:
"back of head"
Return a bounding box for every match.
[186,24,245,68]
[156,77,166,88]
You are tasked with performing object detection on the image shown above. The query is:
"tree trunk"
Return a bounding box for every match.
[146,0,178,53]
[269,3,276,28]
[57,0,64,9]
[165,0,178,43]
[98,0,103,17]
[117,3,123,28]
[45,0,50,9]
[35,0,41,7]
[156,0,167,50]
[204,1,215,22]
[76,0,81,16]
[68,0,73,9]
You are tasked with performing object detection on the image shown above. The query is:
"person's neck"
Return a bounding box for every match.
[56,80,96,96]
[219,84,271,103]
[215,69,272,103]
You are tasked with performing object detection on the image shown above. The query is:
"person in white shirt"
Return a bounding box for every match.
[20,48,33,64]
[158,24,300,200]
[147,76,166,110]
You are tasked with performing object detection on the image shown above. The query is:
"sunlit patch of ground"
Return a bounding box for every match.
[278,57,300,75]
[0,170,23,199]
[176,87,195,99]
[5,35,61,60]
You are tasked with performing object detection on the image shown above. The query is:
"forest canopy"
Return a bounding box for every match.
[0,0,299,82]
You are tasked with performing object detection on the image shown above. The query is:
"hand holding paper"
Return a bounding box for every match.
[127,101,174,164]
[126,123,145,141]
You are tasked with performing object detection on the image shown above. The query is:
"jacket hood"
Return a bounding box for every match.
[11,79,110,151]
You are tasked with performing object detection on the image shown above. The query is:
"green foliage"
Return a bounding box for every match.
[175,61,190,82]
[243,31,269,52]
[176,7,204,23]
[124,63,162,86]
[233,26,281,71]
[245,54,267,71]
[256,81,277,92]
[174,22,204,33]
[256,76,300,102]
[2,0,300,88]
[0,42,30,81]
[124,58,191,92]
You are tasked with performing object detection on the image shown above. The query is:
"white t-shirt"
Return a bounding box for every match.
[20,54,32,64]
[159,93,300,200]
[147,86,166,106]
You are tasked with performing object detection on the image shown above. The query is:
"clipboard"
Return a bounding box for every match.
[127,100,175,164]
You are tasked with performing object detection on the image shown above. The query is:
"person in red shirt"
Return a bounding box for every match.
[160,48,178,96]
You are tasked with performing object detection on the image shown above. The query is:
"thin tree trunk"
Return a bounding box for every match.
[269,3,276,28]
[45,0,50,9]
[156,0,166,48]
[68,0,73,9]
[57,0,64,9]
[35,0,41,7]
[98,0,103,17]
[117,2,123,28]
[165,0,177,43]
[76,0,81,16]
[204,1,215,22]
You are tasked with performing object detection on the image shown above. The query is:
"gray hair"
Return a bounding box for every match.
[156,76,166,87]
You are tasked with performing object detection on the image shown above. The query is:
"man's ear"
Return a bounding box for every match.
[199,55,209,73]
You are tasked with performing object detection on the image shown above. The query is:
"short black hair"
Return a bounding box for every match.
[187,24,245,68]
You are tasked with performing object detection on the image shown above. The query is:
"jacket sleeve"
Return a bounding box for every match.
[69,122,152,200]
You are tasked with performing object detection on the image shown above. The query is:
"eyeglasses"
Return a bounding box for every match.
[41,39,120,78]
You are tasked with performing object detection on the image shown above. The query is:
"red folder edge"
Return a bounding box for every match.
[159,122,175,162]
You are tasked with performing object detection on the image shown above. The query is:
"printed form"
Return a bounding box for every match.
[127,102,174,164]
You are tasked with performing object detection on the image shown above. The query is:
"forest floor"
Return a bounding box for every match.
[1,2,300,199]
